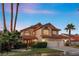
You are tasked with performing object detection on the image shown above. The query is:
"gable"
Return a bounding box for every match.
[20,23,60,32]
[43,23,60,31]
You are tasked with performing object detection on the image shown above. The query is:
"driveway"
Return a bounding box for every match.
[47,44,79,56]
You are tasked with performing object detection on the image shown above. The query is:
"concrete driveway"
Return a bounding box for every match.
[47,44,79,56]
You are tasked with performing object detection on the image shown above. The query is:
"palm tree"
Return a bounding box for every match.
[10,3,13,32]
[65,23,75,36]
[2,3,7,31]
[14,3,19,31]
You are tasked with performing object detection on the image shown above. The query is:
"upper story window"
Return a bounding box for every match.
[25,31,30,35]
[43,29,50,35]
[52,31,57,35]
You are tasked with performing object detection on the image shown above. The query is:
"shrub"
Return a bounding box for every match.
[31,42,47,48]
[14,42,27,49]
[64,40,70,46]
[0,42,11,52]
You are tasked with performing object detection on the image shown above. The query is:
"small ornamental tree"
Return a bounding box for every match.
[0,30,21,52]
[0,30,11,53]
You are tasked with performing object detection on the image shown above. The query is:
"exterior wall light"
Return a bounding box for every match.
[64,39,67,43]
[42,39,46,42]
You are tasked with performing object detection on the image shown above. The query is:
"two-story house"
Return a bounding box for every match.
[20,23,69,47]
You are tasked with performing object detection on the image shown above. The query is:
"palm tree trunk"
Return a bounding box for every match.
[69,29,71,36]
[14,3,19,31]
[10,3,13,32]
[2,3,7,31]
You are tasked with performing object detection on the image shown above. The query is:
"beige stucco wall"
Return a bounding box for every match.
[35,28,42,41]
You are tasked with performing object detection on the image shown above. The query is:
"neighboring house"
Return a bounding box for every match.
[60,34,79,45]
[20,23,69,47]
[69,35,79,45]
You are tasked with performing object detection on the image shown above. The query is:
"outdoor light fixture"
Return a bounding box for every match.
[42,39,46,42]
[64,39,67,43]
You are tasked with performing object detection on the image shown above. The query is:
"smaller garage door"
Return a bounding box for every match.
[47,40,64,48]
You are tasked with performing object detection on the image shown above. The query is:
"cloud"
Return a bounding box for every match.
[4,4,58,15]
[24,9,57,14]
[16,24,32,31]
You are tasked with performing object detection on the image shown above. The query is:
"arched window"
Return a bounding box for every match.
[43,27,50,35]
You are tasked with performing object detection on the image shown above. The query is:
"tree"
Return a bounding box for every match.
[14,3,19,31]
[10,3,13,32]
[2,3,7,32]
[0,3,21,54]
[65,23,75,36]
[0,31,11,54]
[9,31,21,45]
[0,30,21,52]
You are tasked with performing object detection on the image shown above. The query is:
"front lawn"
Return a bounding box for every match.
[71,45,79,48]
[0,48,64,56]
[25,48,64,56]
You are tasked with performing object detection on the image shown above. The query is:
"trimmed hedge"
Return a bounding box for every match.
[31,42,47,48]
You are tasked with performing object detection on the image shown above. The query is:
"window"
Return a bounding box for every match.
[25,31,30,35]
[43,29,49,35]
[52,31,57,35]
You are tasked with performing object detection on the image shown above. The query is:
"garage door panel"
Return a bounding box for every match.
[47,40,64,48]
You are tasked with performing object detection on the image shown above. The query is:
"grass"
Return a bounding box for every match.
[72,45,79,48]
[0,48,64,56]
[25,48,64,56]
[31,48,63,53]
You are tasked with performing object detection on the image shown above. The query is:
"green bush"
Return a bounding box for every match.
[14,42,27,49]
[64,40,70,46]
[0,42,11,52]
[31,42,47,48]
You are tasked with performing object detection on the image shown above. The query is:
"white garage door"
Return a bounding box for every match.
[47,40,64,48]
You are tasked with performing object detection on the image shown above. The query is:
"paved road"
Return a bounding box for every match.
[47,44,79,56]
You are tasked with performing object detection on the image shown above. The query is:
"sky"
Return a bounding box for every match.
[0,3,79,34]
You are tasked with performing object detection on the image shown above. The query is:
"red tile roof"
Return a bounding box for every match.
[42,35,69,40]
[43,23,60,31]
[61,34,79,41]
[21,34,79,41]
[69,35,79,41]
[20,23,60,32]
[21,35,37,40]
[20,23,42,32]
